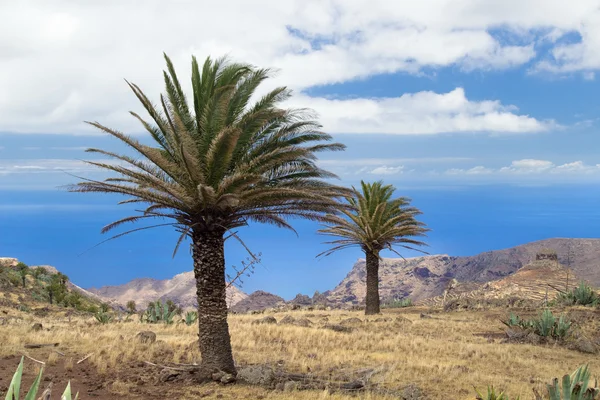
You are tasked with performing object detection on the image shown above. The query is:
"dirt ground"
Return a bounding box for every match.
[1,306,600,399]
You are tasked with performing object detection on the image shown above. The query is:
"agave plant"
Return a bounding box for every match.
[543,365,599,400]
[5,357,79,400]
[141,300,177,324]
[474,385,517,400]
[501,312,522,328]
[184,311,198,326]
[94,311,113,324]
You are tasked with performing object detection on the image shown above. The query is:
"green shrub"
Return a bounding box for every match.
[382,298,413,308]
[475,385,517,400]
[95,311,113,324]
[541,365,599,400]
[503,309,571,339]
[184,311,198,326]
[140,300,177,324]
[86,304,99,314]
[556,282,599,306]
[5,356,78,400]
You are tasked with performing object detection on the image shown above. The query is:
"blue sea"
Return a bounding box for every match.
[1,184,599,299]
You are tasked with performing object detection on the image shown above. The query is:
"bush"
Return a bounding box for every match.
[502,309,571,339]
[535,365,599,400]
[555,281,599,306]
[95,311,113,324]
[475,386,517,400]
[382,298,413,308]
[184,311,198,326]
[140,300,177,324]
[6,356,79,399]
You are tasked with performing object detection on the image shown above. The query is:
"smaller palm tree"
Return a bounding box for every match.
[319,180,428,314]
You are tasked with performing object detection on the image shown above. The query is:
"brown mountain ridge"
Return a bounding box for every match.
[326,238,600,305]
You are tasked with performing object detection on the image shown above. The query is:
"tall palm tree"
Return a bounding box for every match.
[69,54,347,376]
[318,181,428,315]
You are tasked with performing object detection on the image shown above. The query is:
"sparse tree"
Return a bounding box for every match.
[126,300,137,314]
[47,274,67,305]
[16,263,28,287]
[319,181,428,315]
[68,54,347,376]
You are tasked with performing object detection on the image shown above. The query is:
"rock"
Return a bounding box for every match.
[212,372,226,381]
[572,337,597,354]
[220,373,236,384]
[159,368,179,382]
[340,317,362,325]
[251,316,277,325]
[236,365,276,386]
[31,323,43,331]
[283,381,298,392]
[402,383,423,400]
[323,324,353,333]
[340,381,364,390]
[293,318,312,327]
[525,332,541,345]
[279,315,295,325]
[372,317,392,322]
[505,328,527,340]
[136,331,156,344]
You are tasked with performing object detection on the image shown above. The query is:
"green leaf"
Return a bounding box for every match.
[6,356,24,400]
[23,365,44,400]
[61,381,72,400]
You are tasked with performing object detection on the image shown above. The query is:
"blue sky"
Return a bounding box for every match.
[2,1,600,299]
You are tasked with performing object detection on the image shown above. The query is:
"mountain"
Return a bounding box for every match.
[88,271,248,310]
[230,290,285,313]
[327,238,600,305]
[419,258,574,307]
[0,258,107,312]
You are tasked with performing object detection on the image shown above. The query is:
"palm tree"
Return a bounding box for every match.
[69,54,347,376]
[318,181,428,315]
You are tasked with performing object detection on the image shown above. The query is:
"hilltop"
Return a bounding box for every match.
[326,238,600,306]
[0,258,106,316]
[88,271,248,310]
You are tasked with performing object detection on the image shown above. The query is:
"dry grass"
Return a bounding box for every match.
[1,306,599,399]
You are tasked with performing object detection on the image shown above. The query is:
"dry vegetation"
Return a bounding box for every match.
[1,304,600,399]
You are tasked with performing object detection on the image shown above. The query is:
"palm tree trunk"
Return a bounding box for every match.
[191,228,236,376]
[365,249,380,315]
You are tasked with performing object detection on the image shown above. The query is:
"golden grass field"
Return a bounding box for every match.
[1,304,599,399]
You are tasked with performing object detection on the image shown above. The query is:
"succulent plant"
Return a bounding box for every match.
[5,356,79,400]
[545,365,599,400]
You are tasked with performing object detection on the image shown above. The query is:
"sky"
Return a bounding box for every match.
[2,1,600,299]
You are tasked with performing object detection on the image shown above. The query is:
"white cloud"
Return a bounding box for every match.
[369,165,405,175]
[0,1,596,134]
[447,159,600,177]
[499,159,555,173]
[446,166,494,175]
[0,159,119,175]
[293,88,553,134]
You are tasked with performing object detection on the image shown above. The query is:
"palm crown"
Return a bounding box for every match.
[69,54,348,244]
[319,180,428,257]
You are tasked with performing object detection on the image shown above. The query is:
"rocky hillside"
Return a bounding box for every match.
[419,258,575,307]
[327,238,600,305]
[89,271,248,310]
[0,257,107,312]
[230,290,285,313]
